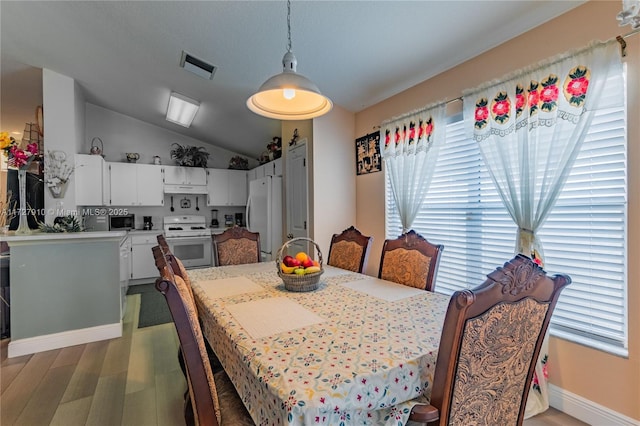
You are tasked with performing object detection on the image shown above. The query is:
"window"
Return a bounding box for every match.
[385,75,627,355]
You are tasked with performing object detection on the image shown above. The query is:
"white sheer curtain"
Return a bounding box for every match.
[462,40,623,417]
[381,103,445,233]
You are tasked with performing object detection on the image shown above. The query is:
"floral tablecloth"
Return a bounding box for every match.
[189,264,450,426]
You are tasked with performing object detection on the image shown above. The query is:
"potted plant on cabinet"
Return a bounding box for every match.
[170,143,209,167]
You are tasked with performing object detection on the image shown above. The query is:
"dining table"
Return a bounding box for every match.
[188,262,450,425]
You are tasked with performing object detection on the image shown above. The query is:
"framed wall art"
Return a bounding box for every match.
[355,131,381,175]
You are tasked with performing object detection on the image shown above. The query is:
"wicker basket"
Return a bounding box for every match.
[276,237,324,292]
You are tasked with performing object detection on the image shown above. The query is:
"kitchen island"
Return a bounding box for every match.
[1,230,127,357]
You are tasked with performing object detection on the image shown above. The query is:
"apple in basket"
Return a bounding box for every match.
[283,255,301,267]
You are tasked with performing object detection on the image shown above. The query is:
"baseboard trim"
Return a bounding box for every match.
[549,384,640,426]
[8,322,122,358]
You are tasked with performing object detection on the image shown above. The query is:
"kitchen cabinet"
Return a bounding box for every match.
[249,158,282,183]
[206,169,247,206]
[108,163,164,206]
[130,233,158,279]
[273,158,283,176]
[247,168,257,183]
[163,165,207,185]
[75,154,108,205]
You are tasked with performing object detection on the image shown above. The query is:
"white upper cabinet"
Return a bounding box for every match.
[108,163,164,206]
[248,158,282,183]
[228,170,248,206]
[163,165,207,185]
[273,157,283,176]
[247,168,257,183]
[206,169,247,206]
[75,154,108,206]
[136,164,164,206]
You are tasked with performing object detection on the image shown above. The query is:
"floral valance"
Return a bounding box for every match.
[463,41,623,143]
[381,102,445,159]
[380,103,445,232]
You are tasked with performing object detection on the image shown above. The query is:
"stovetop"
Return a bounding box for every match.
[163,215,210,237]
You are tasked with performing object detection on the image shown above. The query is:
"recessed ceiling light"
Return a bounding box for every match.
[166,92,200,128]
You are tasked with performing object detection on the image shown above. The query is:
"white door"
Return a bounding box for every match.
[285,141,309,256]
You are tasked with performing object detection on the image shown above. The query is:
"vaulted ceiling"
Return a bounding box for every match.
[1,1,584,159]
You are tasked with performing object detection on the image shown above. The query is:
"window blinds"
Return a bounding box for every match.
[386,89,627,351]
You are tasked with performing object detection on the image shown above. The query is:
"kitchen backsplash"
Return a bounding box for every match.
[81,193,245,232]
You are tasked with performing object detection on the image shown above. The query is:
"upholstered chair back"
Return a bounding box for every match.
[327,226,373,273]
[408,255,571,425]
[378,230,443,291]
[213,227,261,266]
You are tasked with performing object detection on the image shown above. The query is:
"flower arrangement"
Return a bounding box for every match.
[44,150,74,198]
[228,155,249,170]
[0,132,39,170]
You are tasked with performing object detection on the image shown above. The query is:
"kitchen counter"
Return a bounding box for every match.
[210,227,228,235]
[3,230,124,358]
[1,230,126,244]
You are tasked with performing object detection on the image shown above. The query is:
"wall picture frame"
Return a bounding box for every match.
[355,131,381,175]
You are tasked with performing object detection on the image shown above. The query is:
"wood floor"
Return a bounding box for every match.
[1,294,587,426]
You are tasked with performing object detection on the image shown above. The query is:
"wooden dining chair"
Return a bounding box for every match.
[154,238,224,375]
[327,226,373,273]
[408,254,571,425]
[152,245,254,426]
[213,226,261,266]
[378,230,443,291]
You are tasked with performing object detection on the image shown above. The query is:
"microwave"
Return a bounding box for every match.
[110,214,135,231]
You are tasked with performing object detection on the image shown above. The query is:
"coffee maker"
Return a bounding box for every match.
[235,212,243,226]
[143,216,153,230]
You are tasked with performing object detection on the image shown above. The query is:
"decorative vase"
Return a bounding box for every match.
[16,169,32,235]
[48,179,69,199]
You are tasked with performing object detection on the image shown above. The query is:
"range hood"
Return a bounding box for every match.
[163,184,208,194]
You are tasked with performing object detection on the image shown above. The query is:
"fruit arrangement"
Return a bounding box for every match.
[280,251,321,275]
[276,238,324,292]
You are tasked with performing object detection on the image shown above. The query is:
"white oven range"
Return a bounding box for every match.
[163,215,212,268]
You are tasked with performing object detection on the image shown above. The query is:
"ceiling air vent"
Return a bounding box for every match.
[180,51,217,80]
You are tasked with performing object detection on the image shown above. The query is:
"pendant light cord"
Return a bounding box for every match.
[287,0,292,52]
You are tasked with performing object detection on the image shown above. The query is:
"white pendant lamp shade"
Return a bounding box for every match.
[247,2,332,120]
[247,51,332,120]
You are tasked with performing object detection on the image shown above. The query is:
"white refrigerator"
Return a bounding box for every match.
[246,175,283,261]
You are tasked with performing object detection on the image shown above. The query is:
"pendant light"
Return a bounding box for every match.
[247,0,332,120]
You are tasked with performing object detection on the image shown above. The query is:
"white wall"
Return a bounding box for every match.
[85,104,257,170]
[42,69,85,221]
[311,105,356,258]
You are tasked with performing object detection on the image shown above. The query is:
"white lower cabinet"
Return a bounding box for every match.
[130,234,158,280]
